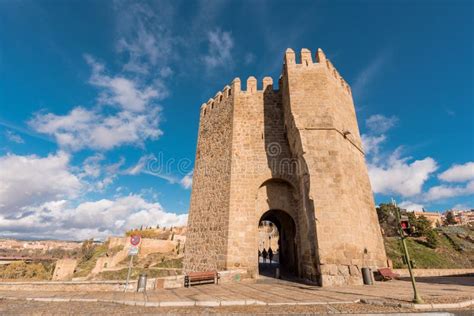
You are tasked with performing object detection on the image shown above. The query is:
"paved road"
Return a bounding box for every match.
[0,277,472,315]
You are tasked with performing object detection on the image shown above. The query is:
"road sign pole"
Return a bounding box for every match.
[124,254,134,292]
[392,198,423,304]
[124,234,141,292]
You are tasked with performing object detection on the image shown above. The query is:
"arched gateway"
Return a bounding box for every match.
[184,48,387,286]
[258,209,297,277]
[255,179,300,278]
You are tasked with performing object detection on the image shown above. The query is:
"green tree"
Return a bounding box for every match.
[445,211,457,225]
[415,215,432,237]
[376,203,399,237]
[406,212,417,228]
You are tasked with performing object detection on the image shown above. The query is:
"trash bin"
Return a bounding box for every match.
[361,267,373,285]
[137,273,147,292]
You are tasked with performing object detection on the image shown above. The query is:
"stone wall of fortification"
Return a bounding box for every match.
[282,48,387,285]
[184,47,387,286]
[183,85,234,272]
[225,76,294,276]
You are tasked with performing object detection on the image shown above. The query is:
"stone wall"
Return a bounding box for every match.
[184,85,235,271]
[139,239,176,258]
[52,259,77,281]
[282,48,387,286]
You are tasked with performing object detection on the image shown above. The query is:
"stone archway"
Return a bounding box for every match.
[258,209,297,278]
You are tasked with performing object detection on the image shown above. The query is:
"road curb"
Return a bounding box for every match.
[360,298,474,310]
[2,295,472,310]
[0,296,358,307]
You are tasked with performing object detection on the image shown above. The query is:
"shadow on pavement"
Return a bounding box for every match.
[398,276,474,286]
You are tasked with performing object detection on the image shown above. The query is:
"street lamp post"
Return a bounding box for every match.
[392,198,423,304]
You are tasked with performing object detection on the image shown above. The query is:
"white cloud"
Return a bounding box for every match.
[244,52,255,65]
[0,195,187,240]
[424,180,474,201]
[365,114,398,134]
[5,130,24,144]
[438,162,474,183]
[452,203,472,210]
[80,154,105,178]
[30,54,165,152]
[352,51,389,99]
[30,106,162,151]
[363,113,438,199]
[126,154,181,185]
[79,154,125,191]
[368,153,438,197]
[203,29,234,69]
[361,134,386,155]
[361,114,397,156]
[180,170,193,189]
[399,201,424,212]
[115,2,174,76]
[0,152,81,214]
[85,55,167,112]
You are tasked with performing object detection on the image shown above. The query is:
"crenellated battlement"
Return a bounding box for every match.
[201,47,353,118]
[284,48,352,95]
[231,76,278,94]
[201,76,279,117]
[200,85,232,116]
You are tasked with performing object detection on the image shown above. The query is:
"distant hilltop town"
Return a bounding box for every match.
[398,208,474,228]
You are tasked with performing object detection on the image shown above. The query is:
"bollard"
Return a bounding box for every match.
[361,268,373,285]
[275,267,280,279]
[137,273,147,292]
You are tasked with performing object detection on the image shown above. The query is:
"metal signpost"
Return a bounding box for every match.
[392,198,423,304]
[124,235,141,292]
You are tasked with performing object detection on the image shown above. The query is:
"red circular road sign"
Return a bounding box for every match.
[130,235,141,246]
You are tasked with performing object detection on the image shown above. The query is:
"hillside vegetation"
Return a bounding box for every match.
[385,225,474,269]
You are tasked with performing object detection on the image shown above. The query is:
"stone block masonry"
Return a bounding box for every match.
[184,47,387,286]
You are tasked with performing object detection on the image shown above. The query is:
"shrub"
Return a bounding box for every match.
[80,239,95,261]
[426,230,439,249]
[0,261,51,280]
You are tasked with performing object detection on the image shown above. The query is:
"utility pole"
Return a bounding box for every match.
[392,198,423,304]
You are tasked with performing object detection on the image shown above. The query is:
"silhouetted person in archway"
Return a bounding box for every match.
[262,248,268,263]
[268,247,274,264]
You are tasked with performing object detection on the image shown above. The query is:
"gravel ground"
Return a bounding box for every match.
[0,299,437,315]
[423,296,473,304]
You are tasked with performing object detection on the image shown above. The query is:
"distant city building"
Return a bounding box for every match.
[444,209,474,225]
[413,211,442,228]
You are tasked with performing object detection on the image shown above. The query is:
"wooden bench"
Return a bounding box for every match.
[184,271,219,287]
[377,268,400,281]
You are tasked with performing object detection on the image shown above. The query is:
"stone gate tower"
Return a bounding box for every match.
[184,48,387,286]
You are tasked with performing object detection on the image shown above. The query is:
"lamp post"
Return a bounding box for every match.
[392,198,423,304]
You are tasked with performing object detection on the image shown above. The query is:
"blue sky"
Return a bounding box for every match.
[0,0,472,240]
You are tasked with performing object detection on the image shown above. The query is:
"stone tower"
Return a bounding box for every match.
[184,48,387,286]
